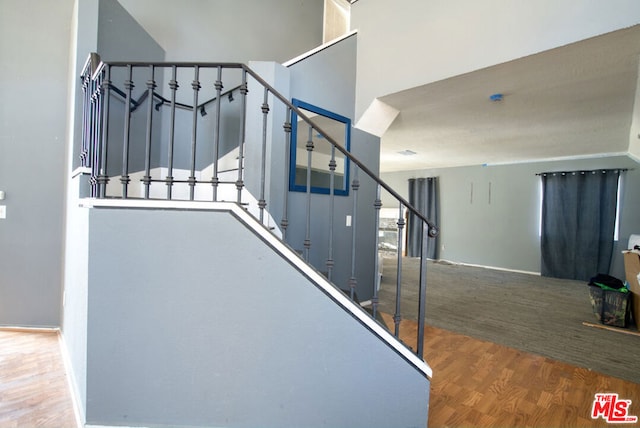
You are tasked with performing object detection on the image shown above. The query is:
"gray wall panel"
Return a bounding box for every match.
[86,207,429,428]
[118,0,324,64]
[288,33,357,119]
[0,0,75,327]
[284,34,381,301]
[382,155,640,279]
[63,0,167,417]
[97,0,165,176]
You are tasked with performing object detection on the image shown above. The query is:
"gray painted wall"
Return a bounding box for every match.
[61,177,90,414]
[62,0,167,417]
[244,61,292,228]
[160,75,245,171]
[97,0,164,63]
[288,33,358,120]
[382,155,640,279]
[97,0,166,177]
[117,0,324,64]
[244,34,381,301]
[85,206,429,428]
[285,129,380,301]
[71,0,167,174]
[93,0,326,176]
[286,34,381,301]
[62,0,102,416]
[0,0,74,327]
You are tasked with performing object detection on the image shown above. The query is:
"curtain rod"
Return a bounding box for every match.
[535,168,629,176]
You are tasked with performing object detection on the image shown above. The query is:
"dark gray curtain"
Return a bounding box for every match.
[407,177,439,259]
[540,170,622,281]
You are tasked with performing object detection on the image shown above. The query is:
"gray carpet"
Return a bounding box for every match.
[378,257,640,384]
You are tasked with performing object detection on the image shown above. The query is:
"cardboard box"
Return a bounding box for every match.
[622,251,640,327]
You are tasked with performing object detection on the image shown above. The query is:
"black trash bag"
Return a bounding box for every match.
[588,273,625,290]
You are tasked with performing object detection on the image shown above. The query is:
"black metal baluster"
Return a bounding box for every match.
[416,221,429,358]
[97,65,111,198]
[211,66,223,202]
[258,87,269,223]
[326,145,336,282]
[142,65,156,199]
[394,203,405,337]
[188,66,201,201]
[80,71,90,168]
[372,184,382,320]
[89,78,99,196]
[348,165,359,301]
[120,65,134,198]
[235,70,248,203]
[92,75,103,198]
[281,107,292,239]
[166,66,178,199]
[304,125,314,262]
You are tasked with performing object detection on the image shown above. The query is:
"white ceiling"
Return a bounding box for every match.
[377,26,640,172]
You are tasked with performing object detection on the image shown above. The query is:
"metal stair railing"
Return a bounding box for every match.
[79,53,438,358]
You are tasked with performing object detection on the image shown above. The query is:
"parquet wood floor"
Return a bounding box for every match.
[0,329,77,428]
[381,313,640,428]
[1,324,639,427]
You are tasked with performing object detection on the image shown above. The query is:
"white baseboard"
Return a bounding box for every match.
[0,326,59,333]
[58,332,85,428]
[436,258,541,276]
[85,426,149,428]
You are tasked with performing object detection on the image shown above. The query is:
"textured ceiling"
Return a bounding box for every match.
[378,26,640,172]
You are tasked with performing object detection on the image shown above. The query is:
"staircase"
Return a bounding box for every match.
[73,51,438,427]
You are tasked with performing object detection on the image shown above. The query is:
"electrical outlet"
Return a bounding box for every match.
[0,205,6,219]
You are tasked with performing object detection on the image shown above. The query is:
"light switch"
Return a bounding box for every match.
[0,205,5,219]
[346,215,352,227]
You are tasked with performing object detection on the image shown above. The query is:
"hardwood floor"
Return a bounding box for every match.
[0,329,77,428]
[1,324,638,427]
[381,313,640,427]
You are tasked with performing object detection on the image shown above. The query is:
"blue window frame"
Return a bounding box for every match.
[289,98,351,195]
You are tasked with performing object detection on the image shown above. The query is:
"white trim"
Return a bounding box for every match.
[283,30,358,67]
[71,166,91,179]
[58,332,85,428]
[86,426,148,428]
[80,198,235,211]
[0,326,59,332]
[80,198,433,379]
[436,258,540,276]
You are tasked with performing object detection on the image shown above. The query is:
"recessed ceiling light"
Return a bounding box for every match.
[398,149,417,156]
